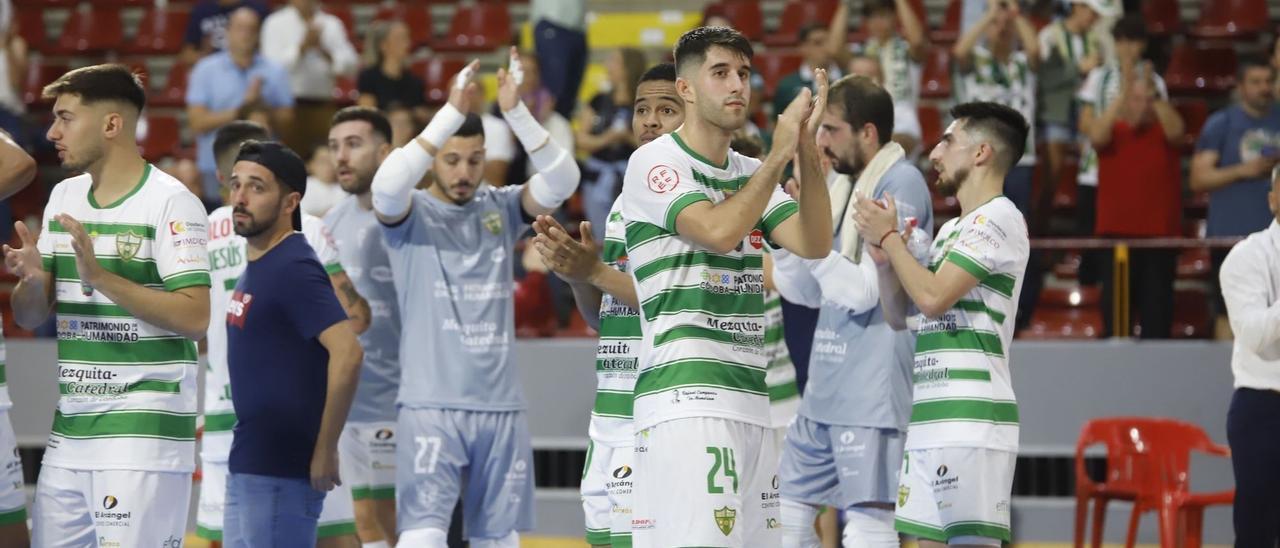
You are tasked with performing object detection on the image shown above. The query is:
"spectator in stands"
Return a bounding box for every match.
[302,144,342,217]
[1035,0,1117,232]
[847,55,884,86]
[0,0,25,147]
[357,20,428,126]
[532,0,587,119]
[954,0,1040,217]
[829,0,925,155]
[187,7,294,203]
[1091,66,1184,338]
[260,0,358,157]
[575,48,645,243]
[181,0,270,66]
[385,104,419,149]
[1191,58,1280,338]
[773,24,842,123]
[1220,166,1280,546]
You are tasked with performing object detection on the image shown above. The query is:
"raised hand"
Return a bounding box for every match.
[496,47,522,113]
[771,87,814,159]
[804,68,829,136]
[3,220,43,284]
[447,59,481,114]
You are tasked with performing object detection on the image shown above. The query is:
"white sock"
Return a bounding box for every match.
[397,528,447,548]
[842,506,899,548]
[780,498,821,548]
[363,542,391,548]
[471,531,519,548]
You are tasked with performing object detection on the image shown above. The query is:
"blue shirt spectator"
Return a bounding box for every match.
[181,0,270,65]
[186,7,293,201]
[1192,61,1280,237]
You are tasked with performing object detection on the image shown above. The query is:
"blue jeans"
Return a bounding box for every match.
[224,473,325,548]
[534,20,587,119]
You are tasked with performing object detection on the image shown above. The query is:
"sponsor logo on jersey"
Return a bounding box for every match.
[169,221,189,235]
[103,495,118,509]
[94,494,131,526]
[646,165,679,193]
[713,506,736,536]
[375,428,394,441]
[612,465,632,479]
[748,229,764,250]
[115,230,143,261]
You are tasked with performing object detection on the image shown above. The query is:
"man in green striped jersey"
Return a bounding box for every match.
[853,102,1030,545]
[5,65,211,546]
[620,27,833,547]
[0,128,39,546]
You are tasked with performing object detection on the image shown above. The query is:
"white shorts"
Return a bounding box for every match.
[632,417,781,548]
[32,465,189,548]
[339,421,397,502]
[0,411,26,526]
[894,447,1015,543]
[196,460,357,540]
[581,439,634,546]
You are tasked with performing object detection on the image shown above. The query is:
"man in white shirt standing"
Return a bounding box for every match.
[260,0,358,157]
[1219,166,1280,546]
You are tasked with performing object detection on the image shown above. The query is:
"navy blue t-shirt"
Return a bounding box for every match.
[1195,104,1280,237]
[226,233,347,479]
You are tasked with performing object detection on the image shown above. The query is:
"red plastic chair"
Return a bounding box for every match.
[1164,43,1238,95]
[514,270,556,338]
[1073,417,1233,548]
[415,58,469,105]
[13,8,48,50]
[124,7,190,55]
[333,76,358,106]
[23,60,67,107]
[930,0,963,43]
[374,4,434,50]
[764,0,838,47]
[150,63,190,109]
[53,5,124,55]
[1171,288,1211,339]
[918,104,942,152]
[1173,99,1209,150]
[753,51,803,101]
[1020,286,1103,339]
[140,115,181,161]
[714,1,764,42]
[1191,0,1269,39]
[920,47,953,99]
[1143,0,1184,36]
[433,2,512,53]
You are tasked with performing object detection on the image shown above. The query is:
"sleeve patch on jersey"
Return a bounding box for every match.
[647,165,680,194]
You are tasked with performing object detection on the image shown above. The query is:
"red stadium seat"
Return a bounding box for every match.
[151,63,191,108]
[333,76,357,106]
[23,61,67,107]
[14,8,48,50]
[53,5,124,55]
[1164,43,1238,95]
[124,8,190,55]
[434,2,512,53]
[919,47,953,99]
[95,0,151,7]
[1172,288,1212,338]
[764,0,838,47]
[714,1,764,42]
[416,58,469,105]
[1053,159,1079,211]
[918,103,942,151]
[1053,251,1083,280]
[1173,99,1209,149]
[1191,0,1269,39]
[930,0,963,43]
[140,115,181,161]
[1143,0,1184,36]
[1073,418,1233,548]
[752,51,803,101]
[374,4,434,50]
[1019,285,1103,339]
[514,271,557,337]
[11,0,75,7]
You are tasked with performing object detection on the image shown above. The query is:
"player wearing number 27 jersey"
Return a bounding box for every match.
[621,27,833,548]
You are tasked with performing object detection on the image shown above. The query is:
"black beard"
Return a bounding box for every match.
[232,206,276,238]
[936,166,969,197]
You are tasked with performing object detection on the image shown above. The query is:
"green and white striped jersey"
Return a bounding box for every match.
[621,133,798,430]
[588,197,640,445]
[909,196,1027,452]
[36,165,211,472]
[764,290,798,429]
[202,206,343,462]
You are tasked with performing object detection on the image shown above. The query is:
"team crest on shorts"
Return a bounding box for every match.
[897,484,910,507]
[713,506,736,536]
[482,211,503,235]
[115,230,143,261]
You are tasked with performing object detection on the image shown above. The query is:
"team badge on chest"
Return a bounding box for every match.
[115,230,142,261]
[482,211,503,235]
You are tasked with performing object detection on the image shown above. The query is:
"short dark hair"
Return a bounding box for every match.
[1112,15,1146,42]
[42,64,146,114]
[332,106,393,144]
[949,101,1030,173]
[214,121,270,165]
[863,0,896,17]
[639,63,677,84]
[829,75,895,146]
[729,135,765,159]
[453,113,485,139]
[673,26,754,75]
[797,23,826,43]
[1239,54,1274,82]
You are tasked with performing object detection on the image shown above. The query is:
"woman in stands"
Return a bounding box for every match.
[357,19,428,126]
[574,47,647,244]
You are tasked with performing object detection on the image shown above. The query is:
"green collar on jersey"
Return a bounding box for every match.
[89,163,151,210]
[672,131,729,171]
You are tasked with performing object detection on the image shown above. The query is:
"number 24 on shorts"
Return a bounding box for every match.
[706,446,739,494]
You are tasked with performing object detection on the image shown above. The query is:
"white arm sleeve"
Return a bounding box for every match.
[372,104,467,218]
[805,248,881,314]
[504,102,580,208]
[770,248,822,308]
